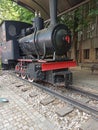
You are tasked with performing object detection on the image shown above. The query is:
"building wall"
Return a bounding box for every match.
[75,14,98,64]
[78,36,98,63]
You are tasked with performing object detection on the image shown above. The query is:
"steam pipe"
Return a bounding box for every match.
[49,0,58,25]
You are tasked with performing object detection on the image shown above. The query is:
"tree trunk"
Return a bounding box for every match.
[73,10,79,64]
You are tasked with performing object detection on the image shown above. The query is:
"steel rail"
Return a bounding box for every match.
[69,86,98,101]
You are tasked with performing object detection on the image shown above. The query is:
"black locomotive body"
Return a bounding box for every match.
[0,0,76,87]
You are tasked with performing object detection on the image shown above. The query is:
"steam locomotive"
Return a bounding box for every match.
[0,0,76,87]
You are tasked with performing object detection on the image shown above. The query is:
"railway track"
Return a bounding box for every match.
[31,82,98,119]
[10,71,98,119]
[69,86,98,101]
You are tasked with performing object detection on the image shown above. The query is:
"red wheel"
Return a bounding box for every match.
[15,63,21,77]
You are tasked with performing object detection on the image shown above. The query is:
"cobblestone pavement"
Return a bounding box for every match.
[0,73,59,130]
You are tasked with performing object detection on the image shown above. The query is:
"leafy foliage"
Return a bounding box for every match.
[60,0,98,32]
[0,0,34,24]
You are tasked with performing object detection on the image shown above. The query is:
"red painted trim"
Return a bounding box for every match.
[42,61,77,71]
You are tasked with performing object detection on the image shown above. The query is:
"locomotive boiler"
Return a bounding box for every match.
[19,24,71,59]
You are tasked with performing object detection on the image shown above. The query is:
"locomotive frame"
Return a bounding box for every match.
[15,59,76,86]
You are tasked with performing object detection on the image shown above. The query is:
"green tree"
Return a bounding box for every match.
[0,0,34,24]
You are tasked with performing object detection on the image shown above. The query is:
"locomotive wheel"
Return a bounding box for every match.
[15,63,21,77]
[16,73,20,77]
[27,75,34,82]
[21,73,26,79]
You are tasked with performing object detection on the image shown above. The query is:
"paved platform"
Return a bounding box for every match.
[0,81,58,130]
[71,66,98,94]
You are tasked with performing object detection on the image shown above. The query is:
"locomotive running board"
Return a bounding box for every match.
[42,61,76,71]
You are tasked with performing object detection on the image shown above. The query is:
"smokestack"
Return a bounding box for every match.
[49,0,58,25]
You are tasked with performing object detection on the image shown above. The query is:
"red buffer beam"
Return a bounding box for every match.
[42,61,77,71]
